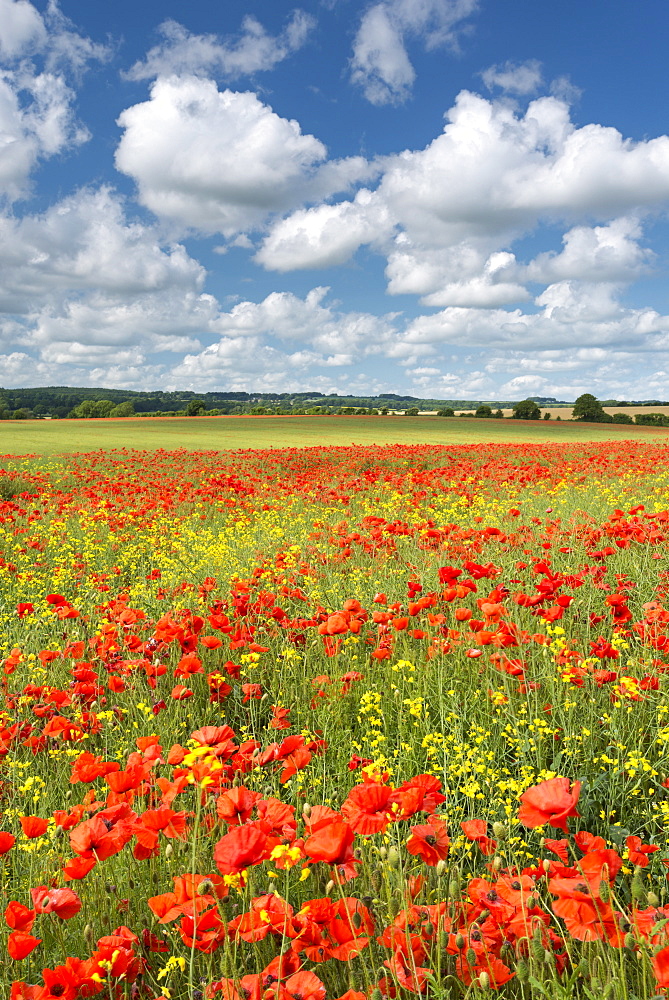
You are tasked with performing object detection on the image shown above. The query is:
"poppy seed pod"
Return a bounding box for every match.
[631,874,645,901]
[387,846,400,869]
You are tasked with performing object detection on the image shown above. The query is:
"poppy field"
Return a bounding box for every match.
[6,440,669,999]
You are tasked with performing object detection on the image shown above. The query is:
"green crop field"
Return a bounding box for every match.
[1,413,667,456]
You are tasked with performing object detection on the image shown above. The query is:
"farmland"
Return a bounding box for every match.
[4,437,669,998]
[1,413,668,457]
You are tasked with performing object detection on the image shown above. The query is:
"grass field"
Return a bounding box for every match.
[2,413,667,456]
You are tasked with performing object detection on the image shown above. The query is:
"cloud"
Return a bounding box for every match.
[255,188,394,270]
[116,78,373,236]
[481,59,543,95]
[259,88,669,321]
[125,11,314,81]
[0,186,205,311]
[0,0,46,59]
[522,217,651,284]
[0,1,109,199]
[350,0,478,104]
[170,286,401,388]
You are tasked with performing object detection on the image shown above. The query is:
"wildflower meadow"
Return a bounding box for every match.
[6,439,669,999]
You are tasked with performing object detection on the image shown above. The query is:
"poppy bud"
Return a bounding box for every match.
[370,989,383,1000]
[84,924,95,946]
[352,910,363,929]
[425,921,435,937]
[197,879,214,896]
[543,949,553,965]
[530,937,544,962]
[478,908,490,922]
[542,859,551,873]
[465,948,477,966]
[435,859,447,877]
[598,880,611,903]
[387,847,400,869]
[325,880,335,896]
[631,874,645,902]
[233,774,242,787]
[492,822,507,841]
[302,803,312,818]
[165,844,173,858]
[455,933,465,950]
[371,870,382,892]
[492,855,503,871]
[624,932,636,950]
[478,972,490,990]
[648,891,660,907]
[516,960,529,983]
[268,882,277,894]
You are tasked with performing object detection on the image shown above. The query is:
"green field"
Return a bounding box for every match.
[1,413,667,456]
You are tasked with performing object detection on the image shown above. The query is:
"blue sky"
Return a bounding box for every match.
[3,0,669,400]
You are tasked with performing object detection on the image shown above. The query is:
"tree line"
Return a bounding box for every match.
[0,387,667,422]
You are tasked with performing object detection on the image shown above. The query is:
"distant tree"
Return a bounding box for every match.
[635,412,668,426]
[512,399,541,420]
[475,405,493,418]
[405,407,419,416]
[109,401,135,418]
[543,411,551,420]
[186,399,206,416]
[380,408,389,415]
[493,409,504,419]
[612,412,634,424]
[572,394,609,422]
[436,407,455,416]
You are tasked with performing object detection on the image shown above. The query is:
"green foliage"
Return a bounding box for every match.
[512,398,542,420]
[186,399,207,416]
[572,393,610,422]
[436,408,455,416]
[635,412,669,426]
[109,401,135,418]
[475,405,493,417]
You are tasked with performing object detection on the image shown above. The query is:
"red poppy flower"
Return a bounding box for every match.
[341,782,393,835]
[518,776,581,833]
[304,819,355,862]
[214,822,273,874]
[460,819,497,856]
[407,815,450,865]
[5,901,36,932]
[62,855,97,880]
[19,816,49,839]
[0,831,15,854]
[7,931,41,960]
[31,887,82,920]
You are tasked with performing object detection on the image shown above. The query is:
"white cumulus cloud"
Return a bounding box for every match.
[125,11,314,81]
[350,0,478,105]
